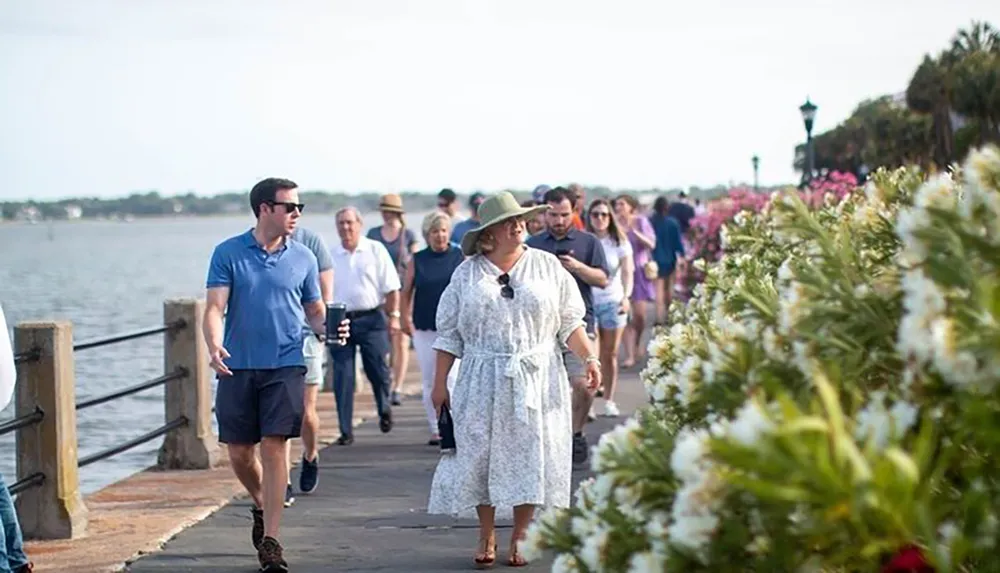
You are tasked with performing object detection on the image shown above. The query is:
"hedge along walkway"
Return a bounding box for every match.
[125,363,649,572]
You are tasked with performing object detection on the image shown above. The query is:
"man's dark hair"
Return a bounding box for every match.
[438,188,457,203]
[543,186,573,205]
[249,178,297,218]
[653,196,671,217]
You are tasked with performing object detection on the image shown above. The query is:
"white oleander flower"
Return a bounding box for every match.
[667,473,723,557]
[670,428,711,482]
[592,417,641,472]
[628,550,666,573]
[725,400,774,446]
[855,393,918,449]
[552,552,581,573]
[578,526,610,571]
[895,207,932,263]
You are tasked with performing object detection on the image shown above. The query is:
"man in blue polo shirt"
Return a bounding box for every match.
[203,177,334,573]
[526,186,609,466]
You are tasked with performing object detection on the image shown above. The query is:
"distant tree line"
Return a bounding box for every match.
[794,21,1000,181]
[1,184,760,222]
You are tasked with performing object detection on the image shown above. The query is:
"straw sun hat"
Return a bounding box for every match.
[460,191,549,256]
[378,193,405,213]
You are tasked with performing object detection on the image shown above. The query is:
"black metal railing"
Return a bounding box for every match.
[76,368,187,411]
[9,472,45,496]
[0,406,43,437]
[13,348,39,365]
[9,318,191,497]
[73,318,186,352]
[78,416,188,468]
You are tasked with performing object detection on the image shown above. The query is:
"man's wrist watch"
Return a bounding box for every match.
[388,310,401,319]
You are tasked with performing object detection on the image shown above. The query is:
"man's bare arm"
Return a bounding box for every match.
[204,287,232,376]
[304,300,326,336]
[575,264,609,288]
[319,269,334,303]
[204,287,229,351]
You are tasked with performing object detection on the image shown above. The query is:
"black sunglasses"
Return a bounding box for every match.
[267,201,305,214]
[498,273,514,299]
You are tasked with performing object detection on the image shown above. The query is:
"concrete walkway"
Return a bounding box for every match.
[126,366,648,572]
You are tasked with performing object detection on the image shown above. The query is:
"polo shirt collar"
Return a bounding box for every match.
[243,229,288,253]
[334,236,372,255]
[544,227,578,242]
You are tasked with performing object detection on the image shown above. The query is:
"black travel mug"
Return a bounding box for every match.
[326,302,347,346]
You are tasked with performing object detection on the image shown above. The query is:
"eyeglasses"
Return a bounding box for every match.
[590,211,610,219]
[267,201,305,214]
[498,273,514,299]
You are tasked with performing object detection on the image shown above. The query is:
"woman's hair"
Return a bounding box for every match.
[614,194,640,212]
[421,211,451,241]
[473,229,496,255]
[585,198,626,246]
[652,196,670,217]
[473,216,524,255]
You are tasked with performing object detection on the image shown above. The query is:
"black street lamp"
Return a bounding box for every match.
[799,98,817,183]
[751,155,760,191]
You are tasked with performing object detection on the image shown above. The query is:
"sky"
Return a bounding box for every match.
[0,0,997,201]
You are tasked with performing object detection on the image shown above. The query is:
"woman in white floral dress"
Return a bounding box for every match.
[428,192,602,568]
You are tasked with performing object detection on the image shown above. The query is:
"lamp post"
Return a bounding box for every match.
[799,98,817,184]
[751,155,760,191]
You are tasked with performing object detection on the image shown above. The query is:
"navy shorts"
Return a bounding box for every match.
[215,366,307,445]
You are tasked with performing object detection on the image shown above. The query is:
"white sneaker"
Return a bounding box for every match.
[587,405,596,422]
[603,401,620,417]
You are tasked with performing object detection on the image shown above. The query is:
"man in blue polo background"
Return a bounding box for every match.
[203,177,335,573]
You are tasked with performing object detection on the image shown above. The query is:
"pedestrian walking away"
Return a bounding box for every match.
[202,177,347,573]
[329,206,401,446]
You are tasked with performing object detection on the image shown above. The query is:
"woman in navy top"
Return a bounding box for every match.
[400,211,466,445]
[649,196,686,325]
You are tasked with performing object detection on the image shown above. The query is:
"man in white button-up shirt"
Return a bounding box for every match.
[329,206,401,445]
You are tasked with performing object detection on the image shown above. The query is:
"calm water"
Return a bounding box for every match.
[0,212,429,494]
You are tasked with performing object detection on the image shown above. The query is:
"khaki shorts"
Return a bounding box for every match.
[562,331,597,381]
[302,334,326,386]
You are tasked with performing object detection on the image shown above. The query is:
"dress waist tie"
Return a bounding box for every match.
[463,345,553,425]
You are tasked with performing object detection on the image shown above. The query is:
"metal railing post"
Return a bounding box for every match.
[157,299,219,469]
[14,321,88,539]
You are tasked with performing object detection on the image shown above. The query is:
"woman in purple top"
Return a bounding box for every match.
[614,194,657,368]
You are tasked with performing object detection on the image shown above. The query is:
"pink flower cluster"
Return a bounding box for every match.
[675,172,859,300]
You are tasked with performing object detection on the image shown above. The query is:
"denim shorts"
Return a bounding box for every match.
[594,301,628,330]
[215,366,307,444]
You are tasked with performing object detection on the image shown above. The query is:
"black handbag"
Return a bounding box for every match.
[438,403,456,453]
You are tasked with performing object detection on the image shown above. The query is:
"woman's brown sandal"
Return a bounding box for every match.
[507,541,528,567]
[474,536,497,569]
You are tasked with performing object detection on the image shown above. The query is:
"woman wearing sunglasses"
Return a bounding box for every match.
[427,192,601,568]
[585,198,633,418]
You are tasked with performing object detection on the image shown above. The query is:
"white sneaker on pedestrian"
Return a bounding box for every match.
[603,401,620,417]
[587,404,596,422]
